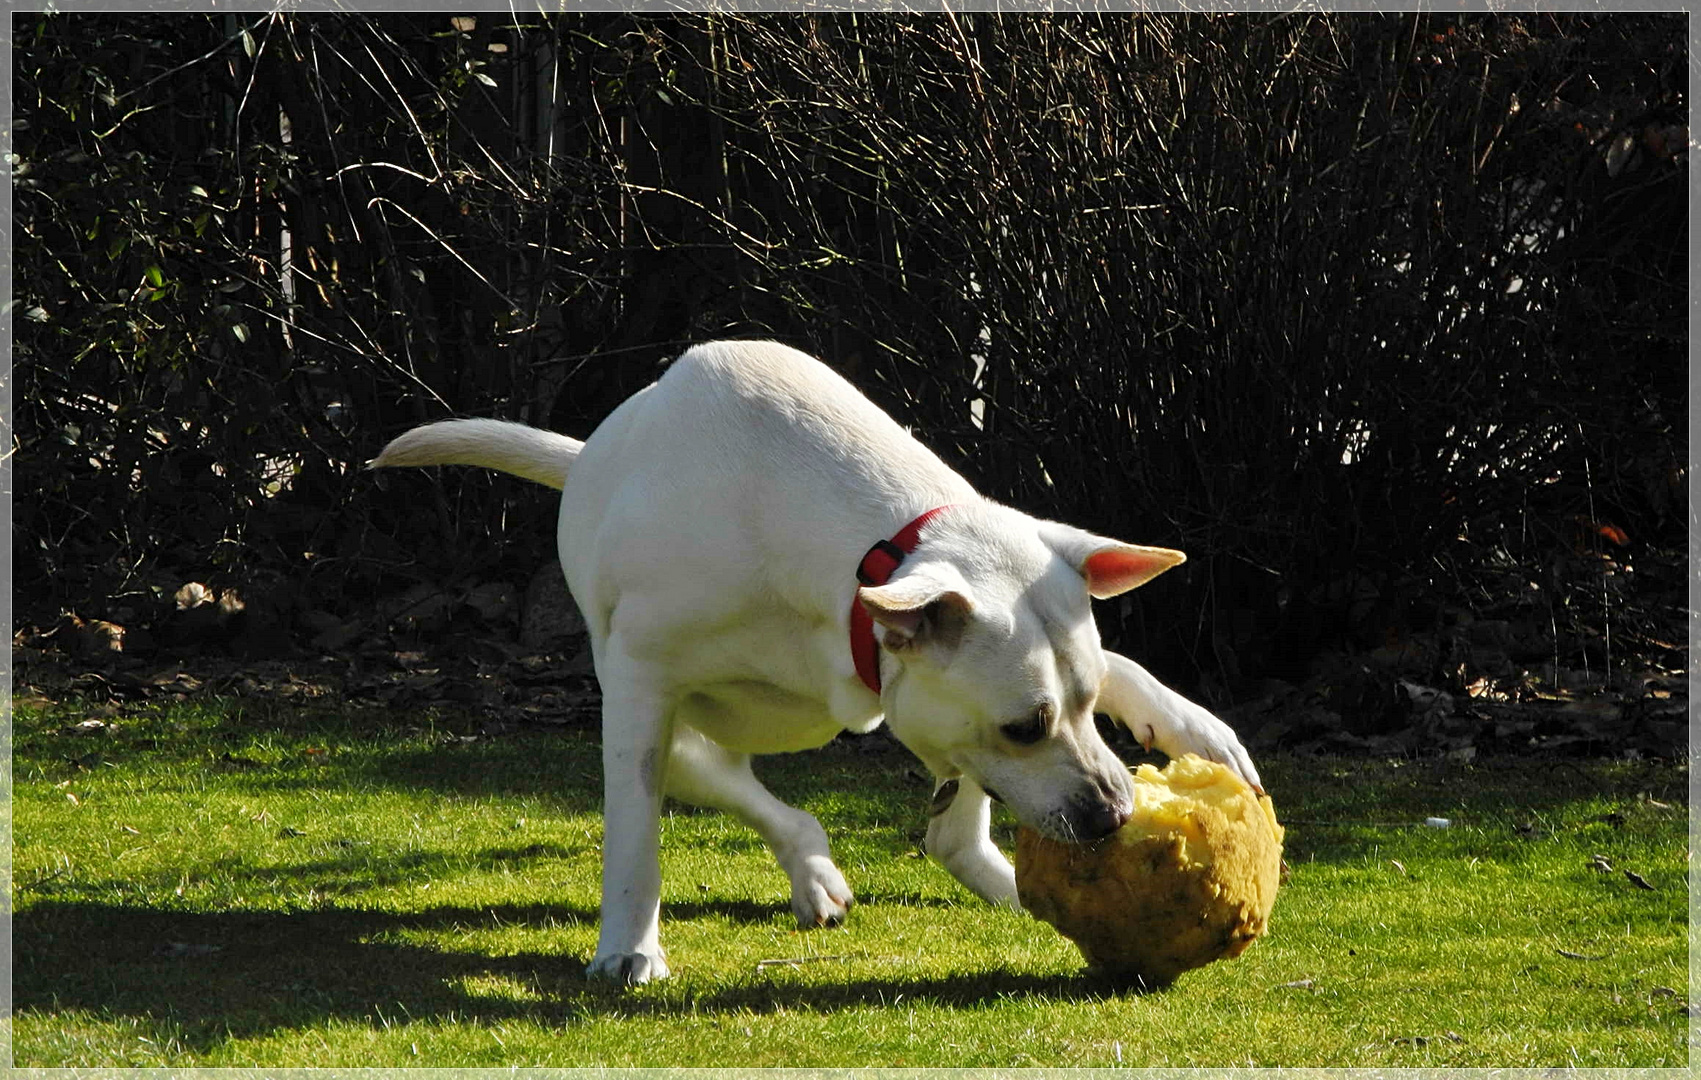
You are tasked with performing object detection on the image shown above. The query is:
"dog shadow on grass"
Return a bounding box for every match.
[16,893,1128,1057]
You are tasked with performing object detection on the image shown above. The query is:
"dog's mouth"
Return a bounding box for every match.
[978,782,1128,841]
[1021,783,1134,844]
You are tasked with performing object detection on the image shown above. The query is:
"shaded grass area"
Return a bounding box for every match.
[11,696,1692,1067]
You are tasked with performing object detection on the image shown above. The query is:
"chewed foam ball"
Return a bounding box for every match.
[1014,754,1283,987]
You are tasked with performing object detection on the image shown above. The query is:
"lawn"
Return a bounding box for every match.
[9,694,1692,1068]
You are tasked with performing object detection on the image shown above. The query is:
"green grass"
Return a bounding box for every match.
[10,695,1692,1067]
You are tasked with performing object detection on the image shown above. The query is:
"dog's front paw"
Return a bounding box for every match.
[1144,700,1263,793]
[790,855,854,928]
[587,949,670,986]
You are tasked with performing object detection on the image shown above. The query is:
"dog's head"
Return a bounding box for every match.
[860,507,1183,843]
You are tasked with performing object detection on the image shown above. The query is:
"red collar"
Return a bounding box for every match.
[850,506,956,694]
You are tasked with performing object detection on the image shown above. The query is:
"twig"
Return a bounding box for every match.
[1279,819,1458,829]
[755,953,858,969]
[21,865,70,893]
[114,14,271,102]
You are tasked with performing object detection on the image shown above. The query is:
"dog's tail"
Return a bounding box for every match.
[369,418,583,491]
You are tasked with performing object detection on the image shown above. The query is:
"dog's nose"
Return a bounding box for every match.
[1075,765,1135,840]
[1072,794,1131,841]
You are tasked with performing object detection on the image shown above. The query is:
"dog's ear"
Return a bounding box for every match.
[1042,523,1186,599]
[859,569,975,651]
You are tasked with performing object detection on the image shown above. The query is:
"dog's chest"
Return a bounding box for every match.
[627,604,885,748]
[676,680,867,754]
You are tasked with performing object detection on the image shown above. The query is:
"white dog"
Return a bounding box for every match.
[373,340,1260,985]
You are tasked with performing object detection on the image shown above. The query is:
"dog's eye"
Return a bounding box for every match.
[1001,707,1051,746]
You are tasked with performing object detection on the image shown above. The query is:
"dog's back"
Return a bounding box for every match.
[603,340,973,515]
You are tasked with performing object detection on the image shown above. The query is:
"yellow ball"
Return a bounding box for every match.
[1015,754,1284,988]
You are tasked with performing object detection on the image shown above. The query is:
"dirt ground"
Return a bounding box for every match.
[13,544,1687,766]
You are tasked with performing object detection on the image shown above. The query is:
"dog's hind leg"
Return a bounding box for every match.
[588,644,675,985]
[665,725,854,929]
[925,776,1021,909]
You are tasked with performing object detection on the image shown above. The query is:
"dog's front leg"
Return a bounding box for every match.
[588,651,674,985]
[1099,650,1262,792]
[925,776,1021,909]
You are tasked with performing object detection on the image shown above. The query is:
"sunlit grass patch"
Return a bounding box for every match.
[11,695,1690,1067]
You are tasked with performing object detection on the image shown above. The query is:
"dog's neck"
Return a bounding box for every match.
[850,505,958,693]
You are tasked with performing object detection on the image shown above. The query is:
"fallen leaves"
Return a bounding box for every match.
[1239,666,1687,759]
[1229,549,1688,760]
